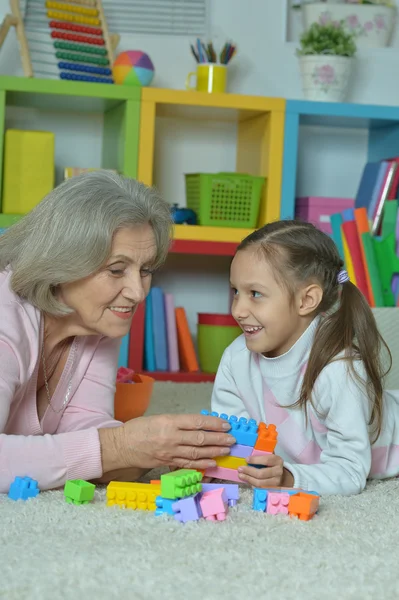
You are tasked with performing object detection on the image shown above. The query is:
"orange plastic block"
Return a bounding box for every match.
[254,423,278,452]
[106,481,161,511]
[150,480,161,485]
[288,492,319,521]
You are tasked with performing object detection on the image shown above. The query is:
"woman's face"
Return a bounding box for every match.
[58,224,158,338]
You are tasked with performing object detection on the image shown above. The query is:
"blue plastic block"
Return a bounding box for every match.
[200,409,258,446]
[253,488,268,512]
[8,476,39,501]
[155,496,175,516]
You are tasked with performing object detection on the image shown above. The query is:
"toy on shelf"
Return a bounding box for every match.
[0,0,115,83]
[113,50,155,87]
[64,479,95,505]
[8,476,39,501]
[170,203,197,225]
[200,409,277,482]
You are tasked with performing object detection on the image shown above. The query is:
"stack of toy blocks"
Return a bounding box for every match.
[8,476,39,501]
[64,479,96,505]
[155,469,239,523]
[253,488,320,521]
[200,409,278,482]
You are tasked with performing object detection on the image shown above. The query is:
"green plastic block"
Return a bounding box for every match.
[64,479,95,504]
[161,469,202,500]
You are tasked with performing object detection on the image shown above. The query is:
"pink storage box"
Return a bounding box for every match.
[295,197,355,234]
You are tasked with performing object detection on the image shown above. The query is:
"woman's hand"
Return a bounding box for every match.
[100,413,236,473]
[237,454,294,488]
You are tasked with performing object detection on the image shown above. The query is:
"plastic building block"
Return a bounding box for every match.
[254,423,278,453]
[267,492,290,515]
[155,496,176,516]
[204,466,241,483]
[215,455,247,470]
[201,483,239,507]
[151,480,161,485]
[106,482,161,510]
[229,444,253,458]
[172,493,203,523]
[8,476,39,501]
[201,410,259,447]
[253,488,268,512]
[199,488,228,521]
[288,492,319,521]
[161,469,202,500]
[64,479,95,505]
[247,448,273,469]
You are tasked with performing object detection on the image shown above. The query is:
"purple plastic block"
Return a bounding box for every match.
[228,499,238,507]
[172,493,202,523]
[201,483,239,503]
[229,444,253,459]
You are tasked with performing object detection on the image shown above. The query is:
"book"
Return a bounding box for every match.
[175,307,199,372]
[372,161,398,235]
[144,291,155,371]
[342,220,370,303]
[354,208,375,307]
[128,302,145,372]
[117,334,129,368]
[354,162,383,214]
[151,287,168,371]
[164,293,180,372]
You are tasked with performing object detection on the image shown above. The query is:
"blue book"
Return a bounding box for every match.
[355,161,382,214]
[330,213,344,259]
[342,208,355,222]
[151,287,168,371]
[117,334,129,368]
[369,161,390,221]
[144,291,156,371]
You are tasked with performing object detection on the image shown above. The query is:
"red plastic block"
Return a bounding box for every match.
[254,423,278,453]
[199,488,228,521]
[267,491,290,515]
[288,492,319,521]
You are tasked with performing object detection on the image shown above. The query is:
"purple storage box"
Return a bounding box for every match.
[295,197,355,234]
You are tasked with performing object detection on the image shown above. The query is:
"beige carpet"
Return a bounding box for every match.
[1,382,399,600]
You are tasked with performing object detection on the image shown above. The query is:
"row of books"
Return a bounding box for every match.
[144,287,200,372]
[330,198,399,307]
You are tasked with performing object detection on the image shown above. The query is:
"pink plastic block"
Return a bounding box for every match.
[296,197,354,234]
[199,488,228,521]
[230,444,253,458]
[172,493,202,523]
[266,491,290,515]
[250,449,272,458]
[204,466,241,483]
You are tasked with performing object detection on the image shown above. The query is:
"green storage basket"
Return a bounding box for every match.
[197,314,242,374]
[185,172,265,228]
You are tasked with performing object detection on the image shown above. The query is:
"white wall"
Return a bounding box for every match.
[0,0,398,336]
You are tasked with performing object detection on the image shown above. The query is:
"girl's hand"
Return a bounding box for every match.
[237,454,294,488]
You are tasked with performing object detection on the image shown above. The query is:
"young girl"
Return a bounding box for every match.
[211,219,399,496]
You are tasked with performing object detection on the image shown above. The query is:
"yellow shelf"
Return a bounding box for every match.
[138,88,285,225]
[173,225,254,243]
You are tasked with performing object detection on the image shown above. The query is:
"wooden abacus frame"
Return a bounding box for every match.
[0,0,119,79]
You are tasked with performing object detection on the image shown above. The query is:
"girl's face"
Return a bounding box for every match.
[57,224,157,339]
[230,248,309,358]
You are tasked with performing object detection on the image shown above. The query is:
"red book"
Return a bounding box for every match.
[341,220,370,303]
[128,302,145,372]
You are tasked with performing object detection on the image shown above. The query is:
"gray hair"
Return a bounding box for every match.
[0,170,173,315]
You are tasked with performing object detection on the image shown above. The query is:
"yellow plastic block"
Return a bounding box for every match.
[2,130,55,214]
[106,481,161,511]
[215,455,247,470]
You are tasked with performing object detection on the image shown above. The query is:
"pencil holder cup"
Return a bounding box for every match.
[185,64,227,93]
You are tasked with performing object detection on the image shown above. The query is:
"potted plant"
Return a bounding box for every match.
[293,1,396,48]
[296,21,356,102]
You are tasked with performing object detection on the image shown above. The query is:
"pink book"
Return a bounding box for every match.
[164,293,180,372]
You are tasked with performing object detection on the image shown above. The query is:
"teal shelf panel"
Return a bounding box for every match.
[282,99,399,220]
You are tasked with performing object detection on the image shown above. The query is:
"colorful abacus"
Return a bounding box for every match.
[3,0,115,83]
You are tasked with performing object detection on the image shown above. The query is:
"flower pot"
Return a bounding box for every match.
[114,373,155,422]
[298,55,353,102]
[302,3,396,48]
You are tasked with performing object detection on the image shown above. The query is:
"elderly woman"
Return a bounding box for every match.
[0,171,235,493]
